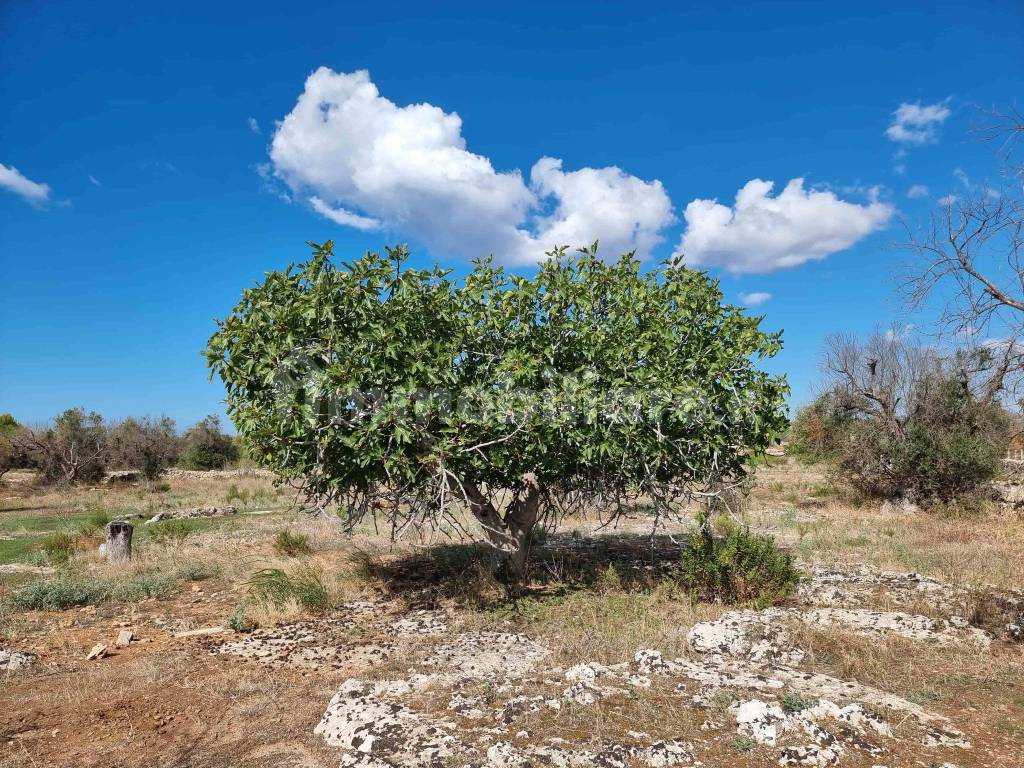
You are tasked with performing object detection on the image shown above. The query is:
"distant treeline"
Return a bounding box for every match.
[0,409,246,484]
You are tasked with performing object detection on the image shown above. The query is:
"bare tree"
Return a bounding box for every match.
[902,109,1024,400]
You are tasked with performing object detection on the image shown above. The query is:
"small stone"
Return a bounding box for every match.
[86,643,108,660]
[114,629,135,648]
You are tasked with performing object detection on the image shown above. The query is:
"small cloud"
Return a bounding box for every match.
[953,167,972,190]
[675,178,893,274]
[88,175,102,187]
[739,291,772,307]
[0,162,51,206]
[886,100,951,145]
[907,184,929,199]
[308,196,381,231]
[248,116,260,134]
[937,194,959,207]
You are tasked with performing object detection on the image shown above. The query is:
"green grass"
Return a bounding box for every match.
[247,565,331,612]
[147,518,203,544]
[0,535,44,564]
[5,571,179,611]
[273,529,311,557]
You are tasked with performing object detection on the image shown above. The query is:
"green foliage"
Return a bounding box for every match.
[179,415,238,470]
[26,408,107,484]
[227,603,254,632]
[0,414,25,480]
[787,391,855,463]
[175,562,221,581]
[206,241,788,573]
[273,529,312,557]
[838,377,1010,504]
[7,577,109,610]
[77,506,112,537]
[107,416,180,479]
[148,518,201,543]
[677,527,800,607]
[729,736,756,753]
[246,565,331,612]
[781,693,818,713]
[38,531,79,565]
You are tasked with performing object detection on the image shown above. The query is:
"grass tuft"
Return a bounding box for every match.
[273,529,311,557]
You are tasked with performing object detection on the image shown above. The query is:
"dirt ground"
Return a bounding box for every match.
[1,460,1022,768]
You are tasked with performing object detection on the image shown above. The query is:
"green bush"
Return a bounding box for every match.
[677,527,800,607]
[148,518,201,544]
[7,577,109,610]
[227,603,254,632]
[39,531,80,565]
[837,378,1009,504]
[247,565,331,612]
[78,506,112,537]
[273,529,311,557]
[787,391,854,463]
[175,562,221,581]
[179,415,238,470]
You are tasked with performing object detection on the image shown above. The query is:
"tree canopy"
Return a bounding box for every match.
[206,241,788,580]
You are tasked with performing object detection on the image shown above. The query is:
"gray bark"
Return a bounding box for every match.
[462,474,542,585]
[102,520,133,563]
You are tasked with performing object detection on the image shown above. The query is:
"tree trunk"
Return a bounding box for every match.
[462,475,542,587]
[102,520,133,563]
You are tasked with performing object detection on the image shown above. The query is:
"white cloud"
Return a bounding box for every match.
[739,291,771,307]
[88,174,102,187]
[937,194,959,206]
[0,162,51,206]
[885,100,951,145]
[907,184,929,199]
[269,68,675,264]
[953,167,971,190]
[309,196,380,231]
[674,178,893,274]
[248,116,260,134]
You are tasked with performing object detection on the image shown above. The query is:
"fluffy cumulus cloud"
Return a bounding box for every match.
[886,101,951,145]
[674,178,893,274]
[269,68,675,264]
[907,184,929,199]
[0,162,51,206]
[739,291,771,307]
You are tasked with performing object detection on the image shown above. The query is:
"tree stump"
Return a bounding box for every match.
[102,520,133,563]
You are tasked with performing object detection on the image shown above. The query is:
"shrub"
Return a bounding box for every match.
[0,414,27,481]
[818,334,1013,505]
[106,416,180,479]
[179,415,238,470]
[227,603,254,632]
[247,565,331,612]
[148,518,201,543]
[787,391,855,463]
[38,531,80,565]
[175,562,221,581]
[677,527,800,607]
[273,529,311,557]
[20,408,107,484]
[78,506,112,537]
[7,577,109,610]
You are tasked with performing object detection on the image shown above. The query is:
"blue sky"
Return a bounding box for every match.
[1,0,1021,429]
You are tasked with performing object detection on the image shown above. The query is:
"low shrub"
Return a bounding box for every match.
[7,577,109,610]
[174,562,221,582]
[273,529,311,557]
[227,603,254,632]
[38,531,80,565]
[78,506,112,537]
[179,415,238,470]
[247,565,331,612]
[677,527,800,607]
[148,518,201,544]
